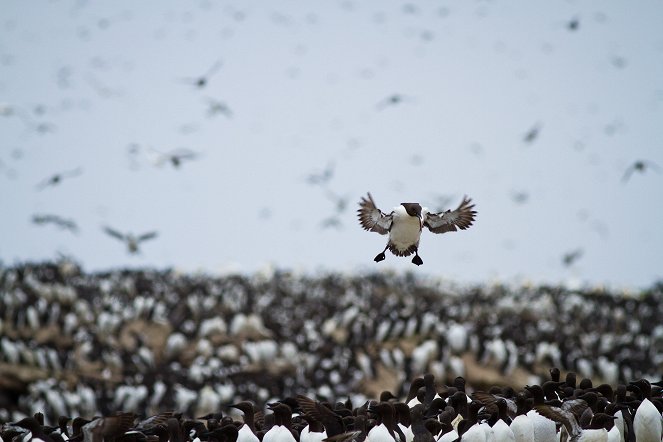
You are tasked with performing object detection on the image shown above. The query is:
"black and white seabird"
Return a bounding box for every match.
[357,193,476,266]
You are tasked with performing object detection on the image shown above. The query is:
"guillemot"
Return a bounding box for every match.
[357,193,476,265]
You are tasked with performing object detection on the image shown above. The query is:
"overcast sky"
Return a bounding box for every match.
[2,1,662,288]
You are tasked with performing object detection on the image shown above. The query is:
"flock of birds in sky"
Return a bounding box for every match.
[0,2,661,278]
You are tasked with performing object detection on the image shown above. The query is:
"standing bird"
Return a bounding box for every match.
[103,226,158,254]
[357,193,476,266]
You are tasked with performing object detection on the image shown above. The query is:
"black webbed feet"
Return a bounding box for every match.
[374,252,386,262]
[412,254,423,266]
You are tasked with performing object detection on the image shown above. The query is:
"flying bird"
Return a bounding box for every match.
[36,167,82,190]
[152,148,200,169]
[32,213,79,234]
[376,94,413,110]
[567,17,580,31]
[562,248,583,267]
[205,98,233,118]
[181,60,223,89]
[306,162,334,186]
[103,226,158,254]
[523,123,542,144]
[357,193,476,265]
[621,159,661,183]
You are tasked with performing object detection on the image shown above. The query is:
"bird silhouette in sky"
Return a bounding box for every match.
[152,148,200,169]
[181,60,223,89]
[35,167,82,190]
[32,213,79,234]
[205,98,233,118]
[523,123,542,144]
[103,226,158,254]
[376,93,413,110]
[567,17,580,31]
[562,249,583,267]
[306,162,334,186]
[621,160,661,183]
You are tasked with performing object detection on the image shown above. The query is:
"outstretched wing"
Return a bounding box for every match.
[357,193,392,235]
[103,226,126,241]
[423,196,476,234]
[137,231,158,242]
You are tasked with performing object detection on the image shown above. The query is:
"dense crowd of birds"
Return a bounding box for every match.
[0,261,662,440]
[1,370,662,441]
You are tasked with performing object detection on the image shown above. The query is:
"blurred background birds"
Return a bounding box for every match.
[103,226,158,254]
[1,2,662,287]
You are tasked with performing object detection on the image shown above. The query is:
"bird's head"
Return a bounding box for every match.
[400,202,422,219]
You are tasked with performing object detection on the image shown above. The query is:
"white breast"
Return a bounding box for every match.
[389,206,422,251]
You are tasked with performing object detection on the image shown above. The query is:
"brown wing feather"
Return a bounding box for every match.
[296,395,345,436]
[297,394,324,422]
[357,193,392,235]
[470,392,499,412]
[533,405,577,437]
[424,196,476,234]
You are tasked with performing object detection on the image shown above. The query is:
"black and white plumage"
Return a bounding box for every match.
[357,193,476,266]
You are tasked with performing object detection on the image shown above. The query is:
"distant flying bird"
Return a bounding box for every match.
[306,162,334,186]
[320,215,342,229]
[181,60,223,89]
[32,214,79,234]
[206,98,233,118]
[567,17,580,31]
[611,55,627,69]
[36,167,82,190]
[523,123,542,144]
[357,193,476,265]
[376,94,413,110]
[153,148,200,168]
[103,226,158,254]
[510,190,529,204]
[318,188,349,229]
[621,160,661,183]
[562,248,583,267]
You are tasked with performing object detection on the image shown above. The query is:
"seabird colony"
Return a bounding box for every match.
[0,261,662,440]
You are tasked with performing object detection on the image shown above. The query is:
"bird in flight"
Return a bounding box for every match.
[523,123,542,144]
[205,98,233,118]
[152,148,200,169]
[622,159,661,183]
[357,193,476,265]
[102,226,158,254]
[181,60,223,89]
[32,213,79,234]
[376,93,413,110]
[35,167,82,190]
[562,248,583,267]
[567,16,580,31]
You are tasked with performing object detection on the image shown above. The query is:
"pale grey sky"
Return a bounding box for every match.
[1,1,662,288]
